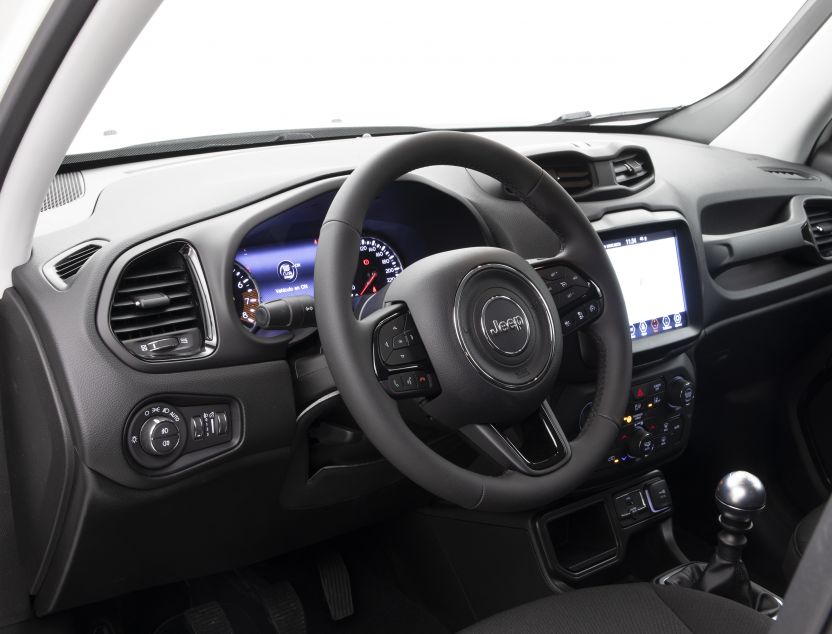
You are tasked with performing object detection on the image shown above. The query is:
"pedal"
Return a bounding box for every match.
[257,581,306,634]
[316,548,354,621]
[184,602,233,634]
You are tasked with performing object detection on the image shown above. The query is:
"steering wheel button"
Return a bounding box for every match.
[388,348,416,365]
[389,372,415,393]
[554,287,589,309]
[392,334,409,349]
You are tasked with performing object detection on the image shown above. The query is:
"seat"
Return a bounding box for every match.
[783,503,824,579]
[460,583,770,634]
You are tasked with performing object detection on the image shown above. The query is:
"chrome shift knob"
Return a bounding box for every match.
[715,471,766,521]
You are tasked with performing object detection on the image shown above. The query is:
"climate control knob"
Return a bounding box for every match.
[139,416,181,456]
[667,377,695,408]
[627,427,656,459]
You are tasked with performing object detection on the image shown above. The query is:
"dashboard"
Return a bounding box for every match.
[8,129,832,613]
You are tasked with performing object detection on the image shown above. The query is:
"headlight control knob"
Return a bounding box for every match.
[139,416,181,456]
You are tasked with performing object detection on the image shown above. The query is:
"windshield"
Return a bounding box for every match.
[69,0,805,155]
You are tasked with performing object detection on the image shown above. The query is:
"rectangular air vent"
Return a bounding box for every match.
[805,199,832,259]
[612,151,653,188]
[43,240,105,290]
[544,162,594,196]
[109,242,213,359]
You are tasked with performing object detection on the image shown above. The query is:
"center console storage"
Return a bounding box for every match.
[535,471,674,580]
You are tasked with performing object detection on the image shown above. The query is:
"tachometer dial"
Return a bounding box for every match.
[352,237,403,298]
[232,262,260,328]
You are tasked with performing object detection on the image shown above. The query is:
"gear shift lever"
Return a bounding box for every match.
[696,471,766,604]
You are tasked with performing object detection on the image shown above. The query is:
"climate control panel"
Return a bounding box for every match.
[125,398,239,471]
[603,374,694,469]
[578,373,695,473]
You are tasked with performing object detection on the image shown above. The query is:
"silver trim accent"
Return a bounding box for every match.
[42,239,107,290]
[453,263,556,390]
[480,295,530,356]
[296,390,341,423]
[180,242,218,354]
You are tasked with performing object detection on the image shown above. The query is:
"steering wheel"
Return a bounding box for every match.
[315,131,631,512]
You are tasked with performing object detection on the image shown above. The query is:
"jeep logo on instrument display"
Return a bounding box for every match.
[481,296,530,356]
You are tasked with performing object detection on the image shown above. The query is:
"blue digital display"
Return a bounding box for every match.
[235,239,317,304]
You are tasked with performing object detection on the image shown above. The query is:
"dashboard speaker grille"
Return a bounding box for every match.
[40,172,85,211]
[806,199,832,259]
[109,242,206,344]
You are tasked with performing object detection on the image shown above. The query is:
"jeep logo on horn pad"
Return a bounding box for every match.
[481,295,531,356]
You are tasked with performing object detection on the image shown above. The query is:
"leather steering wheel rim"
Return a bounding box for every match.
[315,131,632,512]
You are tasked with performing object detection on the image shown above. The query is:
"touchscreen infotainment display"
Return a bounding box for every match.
[602,230,688,340]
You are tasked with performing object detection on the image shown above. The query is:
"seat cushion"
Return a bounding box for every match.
[784,503,824,579]
[459,583,770,634]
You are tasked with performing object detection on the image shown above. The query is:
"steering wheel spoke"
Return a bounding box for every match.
[459,401,571,475]
[531,256,604,336]
[361,303,441,400]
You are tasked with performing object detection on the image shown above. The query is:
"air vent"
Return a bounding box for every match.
[612,151,653,188]
[43,240,106,290]
[109,242,214,360]
[543,161,594,196]
[40,172,85,212]
[805,199,832,259]
[761,167,814,180]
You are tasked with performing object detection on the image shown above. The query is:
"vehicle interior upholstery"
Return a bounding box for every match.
[3,1,832,633]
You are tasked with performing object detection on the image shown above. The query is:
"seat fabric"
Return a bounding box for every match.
[459,582,771,634]
[783,503,823,579]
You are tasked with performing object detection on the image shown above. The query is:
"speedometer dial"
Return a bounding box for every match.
[352,237,403,298]
[232,261,260,328]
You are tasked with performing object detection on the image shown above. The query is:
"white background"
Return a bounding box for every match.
[69,0,806,153]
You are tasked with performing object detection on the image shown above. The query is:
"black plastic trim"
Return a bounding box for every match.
[0,0,98,192]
